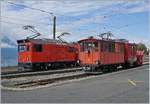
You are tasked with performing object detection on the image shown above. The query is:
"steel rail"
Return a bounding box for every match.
[1,64,149,89]
[1,67,82,79]
[14,72,89,88]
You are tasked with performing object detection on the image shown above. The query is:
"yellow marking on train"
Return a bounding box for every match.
[128,79,136,86]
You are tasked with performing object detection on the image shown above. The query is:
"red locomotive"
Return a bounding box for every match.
[17,26,79,71]
[78,33,143,72]
[17,38,78,71]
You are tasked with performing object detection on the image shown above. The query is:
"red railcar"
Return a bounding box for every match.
[78,37,143,72]
[17,39,78,71]
[124,42,143,67]
[135,50,144,65]
[78,38,125,72]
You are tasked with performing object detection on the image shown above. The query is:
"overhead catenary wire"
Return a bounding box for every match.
[6,1,139,30]
[75,20,143,36]
[107,21,144,37]
[1,16,52,26]
[0,20,29,26]
[7,1,53,15]
[4,1,144,41]
[101,21,143,31]
[1,20,51,35]
[6,1,56,39]
[90,20,144,39]
[0,20,45,29]
[1,1,53,27]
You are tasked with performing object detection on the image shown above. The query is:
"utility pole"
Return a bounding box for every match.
[53,16,56,40]
[7,2,57,40]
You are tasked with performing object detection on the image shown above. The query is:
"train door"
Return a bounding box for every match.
[84,41,94,64]
[79,41,98,65]
[101,41,109,65]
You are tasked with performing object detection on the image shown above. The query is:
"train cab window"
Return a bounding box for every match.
[111,43,115,52]
[68,47,75,52]
[27,45,29,51]
[18,45,29,52]
[101,41,103,52]
[129,45,131,51]
[129,45,133,52]
[100,42,115,52]
[120,44,124,53]
[33,44,42,52]
[93,42,98,51]
[80,42,84,52]
[108,42,111,52]
[101,41,107,52]
[82,42,92,51]
[108,42,115,52]
[133,45,137,52]
[94,42,98,47]
[104,42,109,52]
[80,41,97,52]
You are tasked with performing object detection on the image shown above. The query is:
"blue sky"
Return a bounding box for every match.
[1,0,149,48]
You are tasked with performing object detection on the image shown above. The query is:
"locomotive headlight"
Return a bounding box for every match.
[77,60,80,63]
[27,57,30,61]
[95,60,100,65]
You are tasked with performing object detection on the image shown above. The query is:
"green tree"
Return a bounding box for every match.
[137,43,149,55]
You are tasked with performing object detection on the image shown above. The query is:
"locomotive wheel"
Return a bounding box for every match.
[40,66,43,70]
[111,65,117,72]
[101,66,109,73]
[123,63,130,69]
[109,66,114,72]
[45,66,49,70]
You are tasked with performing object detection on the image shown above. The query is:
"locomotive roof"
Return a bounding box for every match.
[78,38,129,43]
[17,38,72,45]
[78,38,138,46]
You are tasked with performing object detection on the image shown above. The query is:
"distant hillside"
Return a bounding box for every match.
[1,48,17,67]
[2,35,17,47]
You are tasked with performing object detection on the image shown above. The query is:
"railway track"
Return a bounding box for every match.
[1,67,82,79]
[1,64,149,90]
[2,70,92,89]
[1,62,149,79]
[2,56,149,75]
[1,66,80,75]
[2,70,35,76]
[14,72,90,88]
